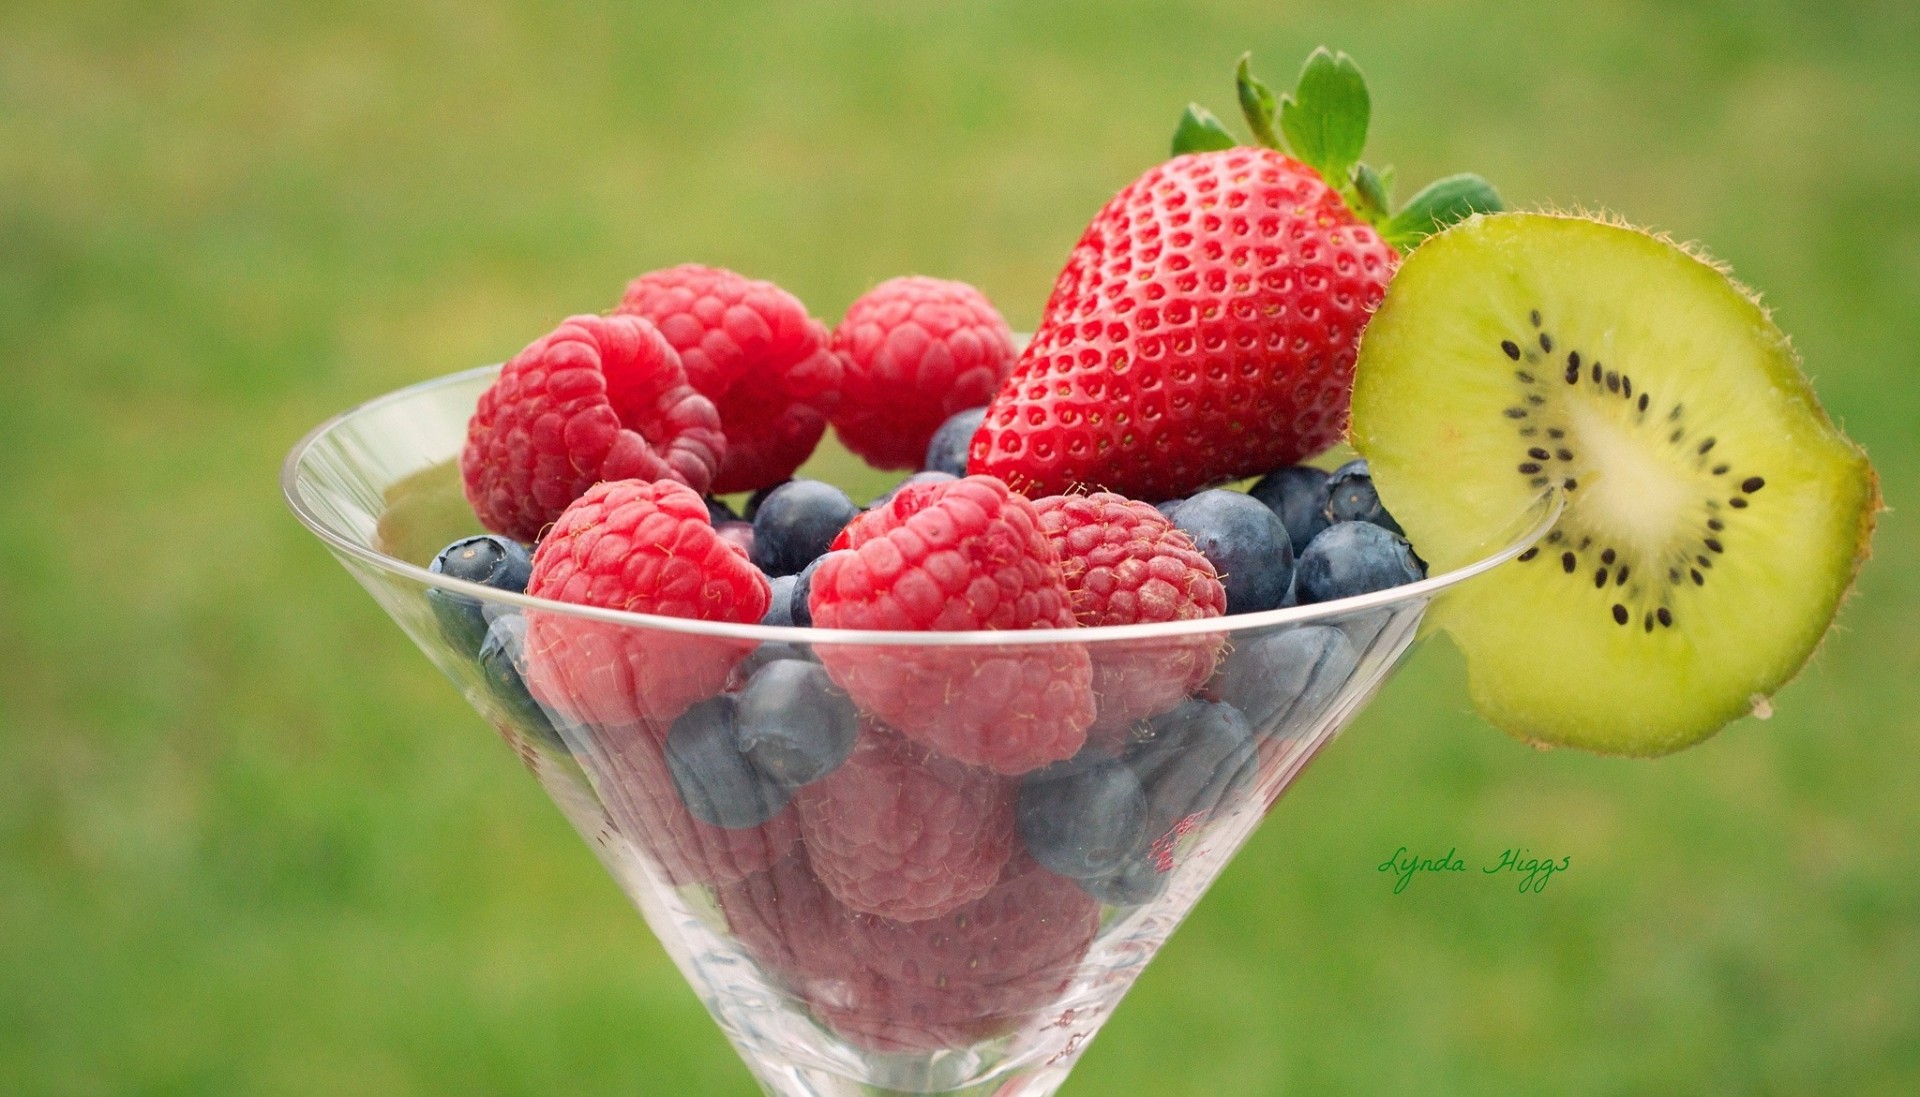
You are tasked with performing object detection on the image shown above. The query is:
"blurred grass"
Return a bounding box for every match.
[3,0,1918,1093]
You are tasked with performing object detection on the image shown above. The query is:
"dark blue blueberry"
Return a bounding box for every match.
[743,480,792,522]
[1214,625,1357,738]
[1128,699,1259,837]
[1017,751,1149,880]
[923,406,987,476]
[1168,490,1294,615]
[664,696,792,829]
[739,575,809,676]
[1153,498,1186,520]
[1338,608,1398,657]
[734,660,858,788]
[869,470,956,509]
[1067,702,1257,900]
[1320,459,1404,535]
[476,614,568,753]
[1249,465,1332,556]
[1077,856,1168,907]
[789,553,837,628]
[1293,522,1426,604]
[705,495,742,525]
[427,535,533,656]
[762,574,800,628]
[750,480,860,577]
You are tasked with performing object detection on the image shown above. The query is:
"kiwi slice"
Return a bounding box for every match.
[1350,213,1878,755]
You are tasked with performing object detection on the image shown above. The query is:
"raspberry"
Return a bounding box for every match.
[718,852,1098,1054]
[618,265,844,494]
[461,313,724,543]
[523,479,769,729]
[1033,492,1227,743]
[793,722,1014,922]
[808,476,1095,774]
[592,721,798,886]
[829,277,1016,470]
[813,856,1100,1053]
[715,853,856,990]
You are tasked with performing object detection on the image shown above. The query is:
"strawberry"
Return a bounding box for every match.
[969,49,1500,501]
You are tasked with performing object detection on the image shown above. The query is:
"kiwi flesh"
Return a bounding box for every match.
[1349,212,1878,755]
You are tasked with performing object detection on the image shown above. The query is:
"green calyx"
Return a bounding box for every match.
[1171,47,1504,251]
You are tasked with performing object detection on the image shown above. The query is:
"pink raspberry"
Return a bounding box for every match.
[461,313,724,543]
[618,265,843,494]
[523,479,768,729]
[815,856,1100,1053]
[716,854,856,989]
[794,722,1014,922]
[829,277,1016,470]
[1033,492,1227,746]
[591,722,799,887]
[808,476,1095,774]
[718,852,1099,1055]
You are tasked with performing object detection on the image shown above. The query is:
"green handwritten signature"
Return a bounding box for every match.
[1377,846,1571,894]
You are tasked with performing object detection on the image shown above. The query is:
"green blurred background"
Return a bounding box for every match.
[4,1,1917,1093]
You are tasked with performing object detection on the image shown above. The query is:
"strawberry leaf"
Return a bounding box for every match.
[1171,103,1237,156]
[1383,173,1504,248]
[1278,47,1369,184]
[1235,53,1281,150]
[1352,162,1392,224]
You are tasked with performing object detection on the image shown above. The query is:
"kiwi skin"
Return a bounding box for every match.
[1350,211,1880,756]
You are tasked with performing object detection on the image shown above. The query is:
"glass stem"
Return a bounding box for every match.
[745,1056,1079,1097]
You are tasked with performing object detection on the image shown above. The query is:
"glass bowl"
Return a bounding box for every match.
[282,365,1553,1096]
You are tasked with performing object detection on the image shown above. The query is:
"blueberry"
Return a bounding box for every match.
[1153,498,1186,520]
[750,480,860,577]
[870,470,956,509]
[705,495,741,525]
[476,614,568,753]
[1338,608,1399,658]
[664,696,792,829]
[1128,699,1259,837]
[734,660,858,788]
[1293,522,1425,604]
[1214,625,1357,739]
[739,575,809,676]
[1168,490,1294,615]
[762,574,801,628]
[1321,459,1403,535]
[1017,751,1149,880]
[789,553,838,628]
[1078,856,1168,907]
[1249,465,1332,556]
[427,535,533,656]
[743,480,791,522]
[923,406,987,476]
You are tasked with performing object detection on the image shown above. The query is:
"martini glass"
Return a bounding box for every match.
[283,365,1555,1096]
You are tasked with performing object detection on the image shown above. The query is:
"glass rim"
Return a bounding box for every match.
[282,365,1564,649]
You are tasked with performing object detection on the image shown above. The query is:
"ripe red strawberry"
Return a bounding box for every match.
[462,313,725,543]
[829,276,1017,470]
[1032,492,1227,743]
[970,46,1505,499]
[617,264,844,494]
[969,146,1396,499]
[807,475,1095,774]
[522,478,768,729]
